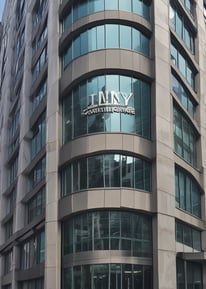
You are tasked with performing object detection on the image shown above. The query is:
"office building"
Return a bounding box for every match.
[0,0,205,288]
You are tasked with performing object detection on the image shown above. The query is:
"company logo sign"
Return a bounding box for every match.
[82,90,135,116]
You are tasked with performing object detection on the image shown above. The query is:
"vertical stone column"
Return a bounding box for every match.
[196,0,206,222]
[196,2,206,285]
[153,1,176,288]
[45,1,60,288]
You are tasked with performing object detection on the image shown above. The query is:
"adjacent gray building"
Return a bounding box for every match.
[0,0,205,288]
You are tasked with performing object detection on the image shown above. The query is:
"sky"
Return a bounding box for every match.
[0,0,5,21]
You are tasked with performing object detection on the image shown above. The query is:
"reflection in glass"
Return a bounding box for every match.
[63,24,150,69]
[63,0,150,31]
[61,153,151,196]
[63,74,151,142]
[63,264,152,289]
[62,210,152,256]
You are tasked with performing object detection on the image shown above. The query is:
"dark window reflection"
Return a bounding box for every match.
[63,75,151,143]
[61,153,151,196]
[63,264,152,289]
[62,211,152,256]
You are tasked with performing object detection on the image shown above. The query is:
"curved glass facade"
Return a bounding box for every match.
[170,1,195,53]
[171,73,196,118]
[63,24,150,69]
[61,153,151,196]
[175,167,201,218]
[62,263,152,289]
[176,221,201,251]
[176,259,202,289]
[63,75,151,142]
[63,0,150,30]
[173,107,198,167]
[62,210,152,256]
[171,43,196,90]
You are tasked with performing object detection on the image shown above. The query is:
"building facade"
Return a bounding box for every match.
[0,0,205,288]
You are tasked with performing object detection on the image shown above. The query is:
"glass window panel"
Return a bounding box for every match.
[61,221,70,255]
[63,12,72,30]
[93,264,109,289]
[73,161,79,192]
[39,231,45,263]
[177,259,185,289]
[187,262,193,289]
[122,264,133,289]
[193,229,201,251]
[186,176,191,213]
[121,113,135,133]
[183,225,192,247]
[176,12,183,38]
[192,184,201,217]
[184,27,191,51]
[119,0,132,11]
[82,214,92,251]
[110,212,121,249]
[193,263,202,289]
[80,31,88,55]
[73,2,78,22]
[94,212,109,250]
[63,95,72,143]
[122,155,134,187]
[179,171,185,209]
[87,77,104,133]
[141,81,151,137]
[93,0,104,12]
[176,222,183,243]
[88,27,97,51]
[175,169,180,207]
[73,37,80,59]
[79,0,88,18]
[104,154,120,187]
[110,264,121,289]
[133,265,143,288]
[121,212,132,238]
[74,216,81,252]
[74,266,81,289]
[144,265,152,289]
[186,66,194,88]
[169,6,175,28]
[105,0,118,9]
[120,25,131,49]
[132,29,141,52]
[141,34,149,56]
[80,159,87,190]
[64,45,72,68]
[96,25,104,49]
[74,83,87,137]
[133,78,141,135]
[134,158,143,189]
[62,166,72,196]
[171,44,178,65]
[99,212,109,249]
[188,99,195,118]
[178,53,186,77]
[143,0,150,19]
[106,25,119,48]
[82,265,91,289]
[88,155,104,188]
[144,162,151,192]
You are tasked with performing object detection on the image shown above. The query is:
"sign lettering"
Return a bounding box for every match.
[82,90,135,116]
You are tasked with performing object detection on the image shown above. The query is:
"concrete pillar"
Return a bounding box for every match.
[45,0,61,288]
[153,1,176,288]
